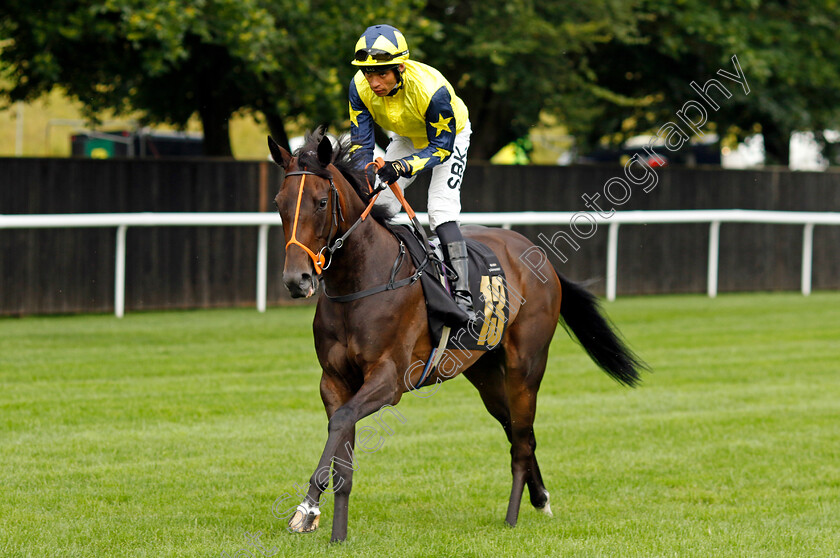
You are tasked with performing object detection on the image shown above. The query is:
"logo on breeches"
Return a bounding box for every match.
[447,146,467,190]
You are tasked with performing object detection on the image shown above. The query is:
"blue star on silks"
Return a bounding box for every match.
[363,25,400,49]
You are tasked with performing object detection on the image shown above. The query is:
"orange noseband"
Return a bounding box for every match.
[284,171,328,274]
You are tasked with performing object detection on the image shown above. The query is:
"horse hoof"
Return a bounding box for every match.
[538,501,553,517]
[288,509,320,533]
[536,491,553,517]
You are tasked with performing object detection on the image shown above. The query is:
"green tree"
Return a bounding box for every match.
[416,0,644,159]
[1,0,282,155]
[578,0,840,165]
[0,0,421,156]
[5,1,836,164]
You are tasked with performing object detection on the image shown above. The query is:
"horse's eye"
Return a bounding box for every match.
[318,198,328,209]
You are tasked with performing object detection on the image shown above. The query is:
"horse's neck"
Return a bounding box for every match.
[323,209,405,296]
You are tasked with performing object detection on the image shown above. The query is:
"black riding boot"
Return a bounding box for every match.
[443,240,477,321]
[436,221,477,321]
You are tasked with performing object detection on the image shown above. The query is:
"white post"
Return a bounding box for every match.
[257,224,270,312]
[707,221,721,298]
[115,225,127,318]
[606,222,619,302]
[801,222,815,296]
[502,223,512,230]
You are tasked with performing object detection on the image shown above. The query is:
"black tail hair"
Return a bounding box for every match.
[557,272,649,387]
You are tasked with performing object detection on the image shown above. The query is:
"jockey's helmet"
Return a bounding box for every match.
[352,25,409,72]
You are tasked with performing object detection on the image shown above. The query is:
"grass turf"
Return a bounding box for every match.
[1,292,838,557]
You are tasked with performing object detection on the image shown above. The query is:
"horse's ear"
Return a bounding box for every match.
[317,134,333,167]
[267,136,291,169]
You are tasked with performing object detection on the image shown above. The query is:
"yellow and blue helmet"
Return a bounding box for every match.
[351,25,410,69]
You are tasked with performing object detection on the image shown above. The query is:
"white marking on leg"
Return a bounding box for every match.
[538,491,553,517]
[288,500,321,533]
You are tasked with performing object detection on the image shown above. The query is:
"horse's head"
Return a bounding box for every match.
[269,133,338,298]
[269,129,389,298]
[268,129,378,298]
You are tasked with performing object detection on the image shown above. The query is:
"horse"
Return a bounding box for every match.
[268,129,647,542]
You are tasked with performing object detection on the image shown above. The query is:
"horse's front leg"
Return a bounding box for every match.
[287,372,350,535]
[292,361,401,542]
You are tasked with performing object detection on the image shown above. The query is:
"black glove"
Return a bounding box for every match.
[377,160,407,185]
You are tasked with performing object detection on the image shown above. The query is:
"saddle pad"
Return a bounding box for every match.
[389,224,510,352]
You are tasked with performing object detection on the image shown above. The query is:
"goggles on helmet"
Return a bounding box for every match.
[354,48,409,63]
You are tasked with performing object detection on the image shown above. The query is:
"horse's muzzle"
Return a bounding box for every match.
[284,271,318,299]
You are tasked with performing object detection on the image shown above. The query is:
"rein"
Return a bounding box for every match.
[282,163,430,301]
[323,235,428,302]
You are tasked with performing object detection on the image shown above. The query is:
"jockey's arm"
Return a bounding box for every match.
[349,80,375,166]
[397,86,458,177]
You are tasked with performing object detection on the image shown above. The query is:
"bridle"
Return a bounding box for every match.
[283,166,385,276]
[283,170,343,275]
[281,160,432,301]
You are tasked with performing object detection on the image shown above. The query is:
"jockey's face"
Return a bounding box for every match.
[363,65,404,96]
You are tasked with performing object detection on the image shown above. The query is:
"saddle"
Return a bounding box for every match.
[389,224,510,353]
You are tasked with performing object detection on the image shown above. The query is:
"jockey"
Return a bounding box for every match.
[348,24,475,318]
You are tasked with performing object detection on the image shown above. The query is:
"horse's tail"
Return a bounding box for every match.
[557,271,648,387]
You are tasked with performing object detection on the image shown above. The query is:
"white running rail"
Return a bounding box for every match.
[2,210,838,316]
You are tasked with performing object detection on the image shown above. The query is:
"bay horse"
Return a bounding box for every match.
[268,130,646,542]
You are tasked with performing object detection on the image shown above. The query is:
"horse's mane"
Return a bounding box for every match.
[296,128,392,224]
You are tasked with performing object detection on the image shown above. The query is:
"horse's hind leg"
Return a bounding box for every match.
[500,318,555,525]
[463,352,512,441]
[463,350,551,525]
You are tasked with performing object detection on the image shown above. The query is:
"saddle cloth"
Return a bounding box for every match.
[389,224,510,352]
